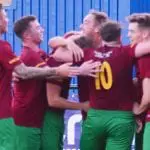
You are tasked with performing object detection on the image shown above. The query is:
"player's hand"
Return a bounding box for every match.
[132,102,140,115]
[82,101,90,112]
[56,63,80,77]
[79,60,101,78]
[133,77,139,87]
[66,40,84,62]
[12,72,20,82]
[136,119,143,133]
[133,101,149,115]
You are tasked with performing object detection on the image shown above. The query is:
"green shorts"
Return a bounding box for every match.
[15,125,41,150]
[0,117,16,150]
[41,110,64,150]
[80,109,135,150]
[143,122,150,150]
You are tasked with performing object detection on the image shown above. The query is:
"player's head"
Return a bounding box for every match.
[14,15,44,44]
[100,20,121,43]
[127,13,150,44]
[0,4,9,34]
[80,10,108,37]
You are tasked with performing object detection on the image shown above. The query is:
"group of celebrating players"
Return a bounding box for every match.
[0,2,150,150]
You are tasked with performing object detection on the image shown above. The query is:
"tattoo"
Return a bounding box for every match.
[14,63,58,80]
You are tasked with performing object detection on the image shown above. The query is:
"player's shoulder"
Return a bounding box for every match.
[122,44,131,48]
[20,47,41,63]
[119,44,132,53]
[0,40,14,58]
[21,47,39,57]
[47,56,63,67]
[83,47,95,56]
[0,40,11,51]
[83,47,94,53]
[0,40,10,46]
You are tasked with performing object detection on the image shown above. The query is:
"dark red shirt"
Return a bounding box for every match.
[136,54,150,122]
[12,47,47,128]
[0,40,21,119]
[77,77,89,120]
[46,57,70,113]
[84,45,135,111]
[73,50,90,120]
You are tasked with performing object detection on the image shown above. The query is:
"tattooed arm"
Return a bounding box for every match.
[13,63,78,80]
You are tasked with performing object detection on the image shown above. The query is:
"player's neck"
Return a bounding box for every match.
[0,31,5,39]
[22,41,40,52]
[103,41,121,47]
[93,36,102,48]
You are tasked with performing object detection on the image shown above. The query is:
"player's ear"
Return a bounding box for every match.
[22,30,30,39]
[142,30,150,40]
[94,27,99,33]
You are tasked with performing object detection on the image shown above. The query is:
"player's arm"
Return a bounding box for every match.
[14,59,100,80]
[133,78,150,115]
[135,41,150,57]
[49,31,82,49]
[46,81,89,111]
[13,62,79,80]
[52,47,73,62]
[50,39,83,62]
[49,36,68,48]
[49,35,83,62]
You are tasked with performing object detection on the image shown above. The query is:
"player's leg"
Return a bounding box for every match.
[105,111,135,150]
[135,125,144,150]
[0,118,16,150]
[41,110,64,150]
[15,125,41,150]
[80,109,107,150]
[143,122,150,150]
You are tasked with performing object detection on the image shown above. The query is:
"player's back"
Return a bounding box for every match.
[84,45,135,111]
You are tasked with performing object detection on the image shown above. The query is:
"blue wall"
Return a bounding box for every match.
[130,0,150,13]
[4,0,131,55]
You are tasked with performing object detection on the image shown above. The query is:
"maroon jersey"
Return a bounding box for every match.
[136,54,150,122]
[0,40,21,118]
[77,77,89,120]
[46,56,70,112]
[73,52,90,120]
[84,45,135,111]
[12,46,47,128]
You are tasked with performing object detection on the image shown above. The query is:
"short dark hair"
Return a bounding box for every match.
[89,10,108,26]
[100,20,121,42]
[74,36,93,48]
[14,15,36,39]
[0,4,3,12]
[127,13,150,29]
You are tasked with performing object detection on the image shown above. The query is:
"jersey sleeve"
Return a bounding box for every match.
[138,55,150,78]
[123,45,137,65]
[0,42,21,70]
[128,44,136,58]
